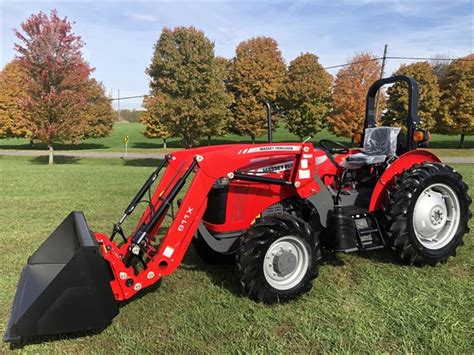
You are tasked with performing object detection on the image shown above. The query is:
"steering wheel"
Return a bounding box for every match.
[319,139,349,155]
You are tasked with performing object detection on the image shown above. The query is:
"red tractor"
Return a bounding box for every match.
[5,76,471,342]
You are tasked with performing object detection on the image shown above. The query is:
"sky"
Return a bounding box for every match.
[1,0,473,109]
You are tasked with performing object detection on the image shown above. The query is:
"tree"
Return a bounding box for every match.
[0,60,30,138]
[383,62,440,131]
[146,26,231,148]
[437,54,473,147]
[279,53,332,140]
[326,52,382,138]
[430,53,452,83]
[142,95,172,148]
[232,37,286,142]
[14,10,93,164]
[118,109,143,123]
[215,56,233,85]
[81,78,115,138]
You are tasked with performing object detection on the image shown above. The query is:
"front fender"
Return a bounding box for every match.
[369,150,441,211]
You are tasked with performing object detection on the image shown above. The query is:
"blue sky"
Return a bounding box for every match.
[1,0,472,109]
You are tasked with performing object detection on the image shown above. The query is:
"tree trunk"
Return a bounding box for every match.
[207,135,211,146]
[48,145,54,165]
[460,134,465,148]
[163,138,167,149]
[251,135,255,144]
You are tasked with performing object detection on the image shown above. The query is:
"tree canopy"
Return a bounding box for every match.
[145,26,231,147]
[141,95,172,148]
[81,78,115,139]
[437,54,473,147]
[0,60,30,138]
[14,10,93,163]
[279,53,332,140]
[231,37,286,142]
[326,52,381,138]
[383,61,440,131]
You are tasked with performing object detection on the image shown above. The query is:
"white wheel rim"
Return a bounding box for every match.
[263,235,310,290]
[412,183,460,250]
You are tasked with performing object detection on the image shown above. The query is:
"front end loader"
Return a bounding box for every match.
[5,76,471,343]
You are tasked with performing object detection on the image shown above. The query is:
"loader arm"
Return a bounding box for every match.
[96,143,319,300]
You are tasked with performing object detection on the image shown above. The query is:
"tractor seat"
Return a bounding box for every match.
[343,126,401,168]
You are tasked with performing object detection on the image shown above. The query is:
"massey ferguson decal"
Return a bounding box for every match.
[246,161,294,176]
[238,145,301,154]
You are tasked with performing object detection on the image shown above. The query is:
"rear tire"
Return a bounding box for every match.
[236,214,322,303]
[383,162,471,266]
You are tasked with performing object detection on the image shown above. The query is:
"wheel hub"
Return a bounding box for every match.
[273,250,297,276]
[412,183,461,250]
[430,208,444,225]
[263,236,310,291]
[413,189,447,239]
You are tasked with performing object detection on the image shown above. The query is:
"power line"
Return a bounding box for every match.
[386,56,471,61]
[110,55,473,102]
[323,57,382,70]
[110,94,149,101]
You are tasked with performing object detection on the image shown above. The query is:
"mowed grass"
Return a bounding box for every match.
[0,156,473,353]
[0,122,472,157]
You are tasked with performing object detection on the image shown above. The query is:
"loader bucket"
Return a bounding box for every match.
[4,212,119,343]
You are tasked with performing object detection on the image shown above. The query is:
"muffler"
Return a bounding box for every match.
[4,212,119,343]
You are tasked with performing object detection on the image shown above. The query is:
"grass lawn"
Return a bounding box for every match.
[0,122,472,157]
[0,156,472,352]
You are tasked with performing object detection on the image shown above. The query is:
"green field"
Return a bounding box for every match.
[0,156,472,353]
[0,122,472,157]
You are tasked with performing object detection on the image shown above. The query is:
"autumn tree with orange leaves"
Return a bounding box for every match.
[437,54,474,147]
[383,62,440,131]
[0,60,30,138]
[232,37,286,142]
[80,78,115,139]
[326,52,382,139]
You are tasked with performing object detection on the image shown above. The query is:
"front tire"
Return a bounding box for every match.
[236,214,322,303]
[384,162,471,266]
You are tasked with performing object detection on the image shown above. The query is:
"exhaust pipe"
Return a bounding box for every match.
[4,212,119,343]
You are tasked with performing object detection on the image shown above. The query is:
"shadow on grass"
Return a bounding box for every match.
[428,141,473,149]
[133,141,183,149]
[0,142,108,151]
[178,240,405,301]
[8,328,106,350]
[133,137,355,149]
[122,158,164,167]
[180,246,243,297]
[29,156,81,165]
[355,248,401,264]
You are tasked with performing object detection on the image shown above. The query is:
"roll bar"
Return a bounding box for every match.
[364,75,420,151]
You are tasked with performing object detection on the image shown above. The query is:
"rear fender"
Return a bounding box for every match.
[368,150,441,211]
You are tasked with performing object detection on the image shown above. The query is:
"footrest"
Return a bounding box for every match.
[351,212,385,251]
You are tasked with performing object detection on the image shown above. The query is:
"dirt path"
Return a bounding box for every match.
[0,150,472,164]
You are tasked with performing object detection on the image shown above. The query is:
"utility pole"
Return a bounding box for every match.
[375,44,388,120]
[379,44,388,79]
[117,89,121,121]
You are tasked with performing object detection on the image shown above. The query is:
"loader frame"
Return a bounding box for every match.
[97,143,322,300]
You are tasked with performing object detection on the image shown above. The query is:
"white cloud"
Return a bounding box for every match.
[128,13,156,22]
